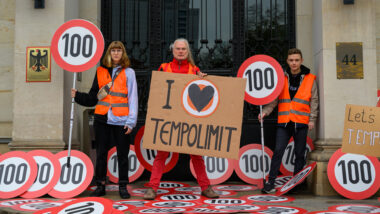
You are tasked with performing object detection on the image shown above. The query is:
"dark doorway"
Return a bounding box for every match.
[101,0,295,180]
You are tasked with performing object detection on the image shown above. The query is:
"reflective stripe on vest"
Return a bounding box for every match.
[160,62,197,74]
[277,73,315,124]
[95,66,129,116]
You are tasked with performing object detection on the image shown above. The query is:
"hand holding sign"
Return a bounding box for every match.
[237,55,284,185]
[51,19,104,167]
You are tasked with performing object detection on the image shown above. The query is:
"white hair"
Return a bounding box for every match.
[170,38,195,65]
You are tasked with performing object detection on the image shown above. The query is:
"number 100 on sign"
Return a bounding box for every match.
[237,55,284,105]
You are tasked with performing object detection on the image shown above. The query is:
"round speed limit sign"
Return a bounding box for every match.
[233,144,273,186]
[134,126,179,172]
[49,150,94,199]
[189,156,234,185]
[0,151,38,199]
[280,137,314,176]
[237,55,284,105]
[107,145,144,183]
[51,19,104,72]
[21,150,61,199]
[327,149,380,200]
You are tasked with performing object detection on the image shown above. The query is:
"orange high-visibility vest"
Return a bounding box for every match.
[278,73,315,124]
[159,62,197,74]
[95,66,129,116]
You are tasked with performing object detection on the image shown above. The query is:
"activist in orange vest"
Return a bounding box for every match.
[259,48,319,194]
[71,41,138,199]
[144,38,218,200]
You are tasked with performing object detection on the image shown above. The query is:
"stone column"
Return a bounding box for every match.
[9,0,74,153]
[310,0,377,196]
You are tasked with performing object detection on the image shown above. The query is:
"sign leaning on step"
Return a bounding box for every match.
[341,104,380,157]
[143,71,246,159]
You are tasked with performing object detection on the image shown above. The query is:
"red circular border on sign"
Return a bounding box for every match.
[189,157,234,185]
[211,204,266,213]
[51,19,104,72]
[114,199,150,208]
[0,199,45,207]
[328,204,380,213]
[107,145,144,183]
[242,194,295,203]
[144,181,190,188]
[280,137,314,176]
[134,207,189,213]
[159,193,202,201]
[146,200,200,209]
[255,205,308,214]
[55,197,113,214]
[327,149,380,200]
[48,150,94,199]
[307,211,356,214]
[276,162,316,196]
[20,150,61,198]
[134,126,179,173]
[130,188,171,197]
[236,54,285,105]
[13,201,62,212]
[33,207,60,214]
[213,184,259,191]
[181,78,220,118]
[233,144,273,186]
[0,151,38,199]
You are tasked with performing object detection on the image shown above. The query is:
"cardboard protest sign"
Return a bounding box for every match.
[341,104,380,157]
[143,71,246,159]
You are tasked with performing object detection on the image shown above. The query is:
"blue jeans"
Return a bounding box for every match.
[268,123,308,183]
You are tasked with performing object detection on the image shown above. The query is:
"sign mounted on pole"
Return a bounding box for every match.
[237,55,284,186]
[327,149,380,200]
[49,150,94,199]
[51,19,104,168]
[51,19,104,72]
[237,54,284,105]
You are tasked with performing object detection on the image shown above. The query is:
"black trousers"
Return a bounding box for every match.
[94,120,131,185]
[268,123,308,182]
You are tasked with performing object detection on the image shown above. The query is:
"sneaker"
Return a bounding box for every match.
[261,182,276,194]
[143,188,156,200]
[119,185,131,199]
[90,185,106,197]
[201,186,219,198]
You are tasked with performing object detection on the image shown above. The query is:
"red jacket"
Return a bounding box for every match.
[158,58,200,74]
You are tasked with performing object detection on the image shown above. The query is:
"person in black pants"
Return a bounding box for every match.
[71,41,138,198]
[259,48,319,194]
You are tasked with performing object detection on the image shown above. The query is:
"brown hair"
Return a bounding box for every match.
[287,48,303,59]
[102,41,131,68]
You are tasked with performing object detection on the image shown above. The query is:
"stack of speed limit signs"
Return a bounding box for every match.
[0,150,93,199]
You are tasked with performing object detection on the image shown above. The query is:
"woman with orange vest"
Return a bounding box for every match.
[259,48,319,194]
[143,38,219,200]
[71,41,138,199]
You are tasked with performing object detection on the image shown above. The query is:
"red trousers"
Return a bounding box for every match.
[148,151,210,191]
